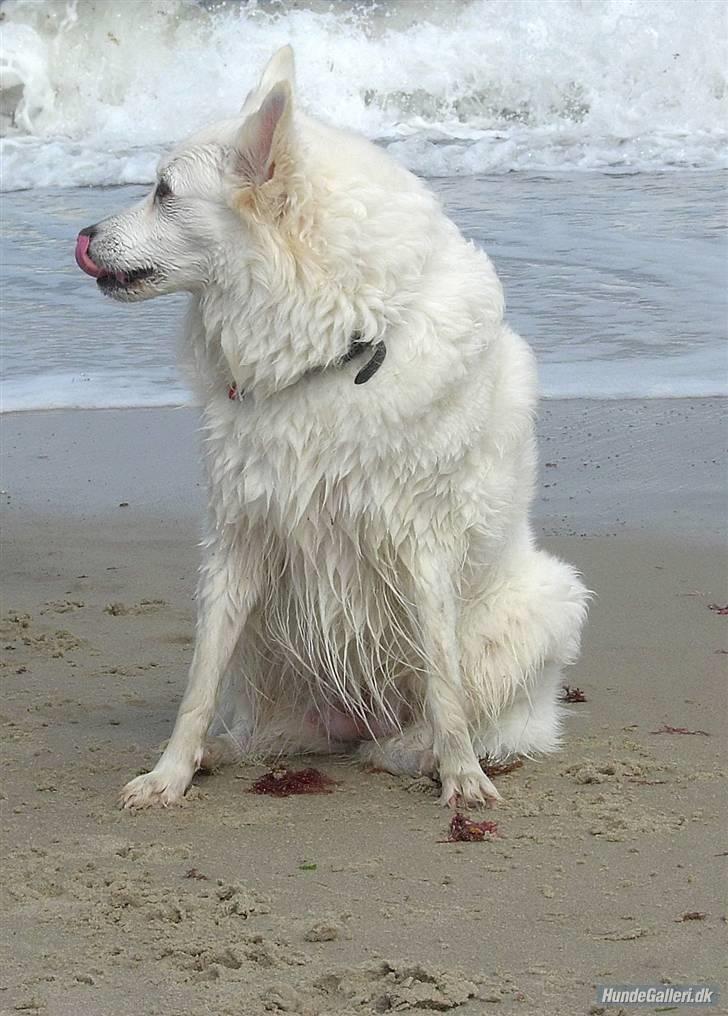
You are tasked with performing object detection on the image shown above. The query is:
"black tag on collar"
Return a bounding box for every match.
[341,335,387,385]
[354,341,386,384]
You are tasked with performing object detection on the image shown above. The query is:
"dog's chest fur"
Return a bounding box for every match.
[186,323,479,699]
[199,371,449,709]
[181,239,534,704]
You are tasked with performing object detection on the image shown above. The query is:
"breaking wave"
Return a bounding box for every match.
[1,0,726,189]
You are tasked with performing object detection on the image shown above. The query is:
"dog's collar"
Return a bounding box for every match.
[228,334,387,401]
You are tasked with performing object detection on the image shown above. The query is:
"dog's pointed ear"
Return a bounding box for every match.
[233,80,292,187]
[240,45,296,116]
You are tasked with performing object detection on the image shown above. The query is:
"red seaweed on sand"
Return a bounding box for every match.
[561,685,587,703]
[250,767,335,797]
[444,813,499,842]
[480,757,524,777]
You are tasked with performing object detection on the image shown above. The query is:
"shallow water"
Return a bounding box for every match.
[2,172,726,410]
[2,0,725,409]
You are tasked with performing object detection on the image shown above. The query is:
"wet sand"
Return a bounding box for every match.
[1,400,725,1015]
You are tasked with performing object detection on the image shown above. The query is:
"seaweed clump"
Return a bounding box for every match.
[562,685,587,703]
[250,767,335,797]
[446,813,499,842]
[480,757,524,778]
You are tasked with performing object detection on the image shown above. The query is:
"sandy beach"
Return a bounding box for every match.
[1,399,725,1016]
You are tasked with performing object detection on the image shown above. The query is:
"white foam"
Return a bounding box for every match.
[1,371,191,413]
[4,364,725,414]
[2,0,726,188]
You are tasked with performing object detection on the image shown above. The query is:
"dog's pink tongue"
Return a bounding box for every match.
[75,234,102,278]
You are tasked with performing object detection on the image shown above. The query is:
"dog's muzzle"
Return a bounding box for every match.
[75,225,155,292]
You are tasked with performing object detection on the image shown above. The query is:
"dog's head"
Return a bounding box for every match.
[74,46,297,302]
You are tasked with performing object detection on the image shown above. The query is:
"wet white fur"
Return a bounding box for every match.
[87,48,588,809]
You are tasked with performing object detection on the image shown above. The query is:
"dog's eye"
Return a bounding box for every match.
[155,179,172,202]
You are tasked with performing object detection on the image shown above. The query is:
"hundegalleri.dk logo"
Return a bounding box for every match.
[596,984,719,1007]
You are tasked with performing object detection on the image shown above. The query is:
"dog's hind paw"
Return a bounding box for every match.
[199,734,243,771]
[119,761,194,810]
[357,726,435,777]
[439,766,502,809]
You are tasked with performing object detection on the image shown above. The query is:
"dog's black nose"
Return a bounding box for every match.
[78,224,98,239]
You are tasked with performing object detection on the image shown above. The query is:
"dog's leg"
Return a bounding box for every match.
[120,531,261,809]
[412,555,501,808]
[463,548,589,760]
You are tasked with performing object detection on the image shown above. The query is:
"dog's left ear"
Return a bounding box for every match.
[233,80,293,188]
[241,45,295,116]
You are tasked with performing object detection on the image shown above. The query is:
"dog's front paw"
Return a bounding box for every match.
[119,760,194,810]
[439,766,502,809]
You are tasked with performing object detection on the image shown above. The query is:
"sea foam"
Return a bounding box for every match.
[1,0,727,189]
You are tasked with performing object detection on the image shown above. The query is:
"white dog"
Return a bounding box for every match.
[75,47,587,810]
